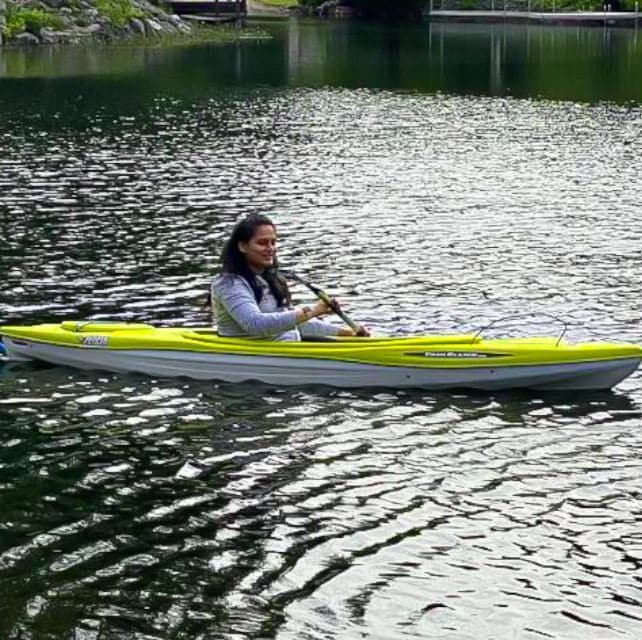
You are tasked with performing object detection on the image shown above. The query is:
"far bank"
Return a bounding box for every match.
[0,0,262,47]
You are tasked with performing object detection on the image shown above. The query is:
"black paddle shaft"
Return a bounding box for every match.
[282,271,364,335]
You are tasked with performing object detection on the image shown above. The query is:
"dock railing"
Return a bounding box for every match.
[426,0,640,12]
[167,0,247,17]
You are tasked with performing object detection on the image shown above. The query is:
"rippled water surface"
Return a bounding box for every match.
[1,19,642,640]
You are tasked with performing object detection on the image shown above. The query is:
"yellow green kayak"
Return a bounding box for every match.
[1,321,640,390]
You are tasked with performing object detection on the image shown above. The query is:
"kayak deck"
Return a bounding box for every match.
[1,322,641,390]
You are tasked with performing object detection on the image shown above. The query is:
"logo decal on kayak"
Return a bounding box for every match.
[406,351,510,359]
[79,336,109,347]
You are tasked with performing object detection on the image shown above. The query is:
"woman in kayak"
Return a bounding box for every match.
[212,214,367,340]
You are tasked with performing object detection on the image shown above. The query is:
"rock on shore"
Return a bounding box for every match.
[0,0,193,46]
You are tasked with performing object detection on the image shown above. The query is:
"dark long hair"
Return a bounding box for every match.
[219,214,291,307]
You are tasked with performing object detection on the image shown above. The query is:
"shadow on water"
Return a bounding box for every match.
[2,357,639,420]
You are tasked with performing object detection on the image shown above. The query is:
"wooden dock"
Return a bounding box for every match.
[427,9,642,26]
[167,0,247,18]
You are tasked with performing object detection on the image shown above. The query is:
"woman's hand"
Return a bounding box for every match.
[295,300,332,324]
[296,299,369,337]
[337,325,370,337]
[311,300,332,317]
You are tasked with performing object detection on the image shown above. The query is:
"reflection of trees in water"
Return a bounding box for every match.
[346,0,427,19]
[405,22,641,101]
[283,21,642,101]
[0,21,641,115]
[0,46,146,79]
[283,20,642,101]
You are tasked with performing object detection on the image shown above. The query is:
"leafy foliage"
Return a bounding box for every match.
[94,0,143,28]
[3,6,64,38]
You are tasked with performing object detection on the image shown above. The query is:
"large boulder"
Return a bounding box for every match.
[132,0,165,18]
[143,17,162,34]
[39,27,85,43]
[77,23,102,34]
[38,26,59,42]
[13,32,41,45]
[1,0,206,46]
[129,16,145,34]
[317,0,342,15]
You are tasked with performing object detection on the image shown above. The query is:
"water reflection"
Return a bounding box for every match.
[1,364,641,637]
[1,16,642,640]
[1,21,641,103]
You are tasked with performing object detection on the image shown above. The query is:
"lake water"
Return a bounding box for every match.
[1,18,642,640]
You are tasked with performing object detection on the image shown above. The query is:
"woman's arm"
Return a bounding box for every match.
[215,277,330,337]
[299,318,340,338]
[299,317,370,338]
[215,278,296,336]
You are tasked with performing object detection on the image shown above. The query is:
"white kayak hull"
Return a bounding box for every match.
[3,337,639,391]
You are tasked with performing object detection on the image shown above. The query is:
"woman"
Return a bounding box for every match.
[211,214,367,341]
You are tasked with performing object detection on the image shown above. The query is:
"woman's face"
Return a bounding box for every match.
[239,224,277,272]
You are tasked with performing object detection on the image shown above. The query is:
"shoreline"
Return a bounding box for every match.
[0,22,272,49]
[4,1,642,50]
[0,0,265,48]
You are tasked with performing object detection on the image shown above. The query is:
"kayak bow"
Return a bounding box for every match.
[1,321,640,390]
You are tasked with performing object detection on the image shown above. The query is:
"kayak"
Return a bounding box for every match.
[1,321,640,390]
